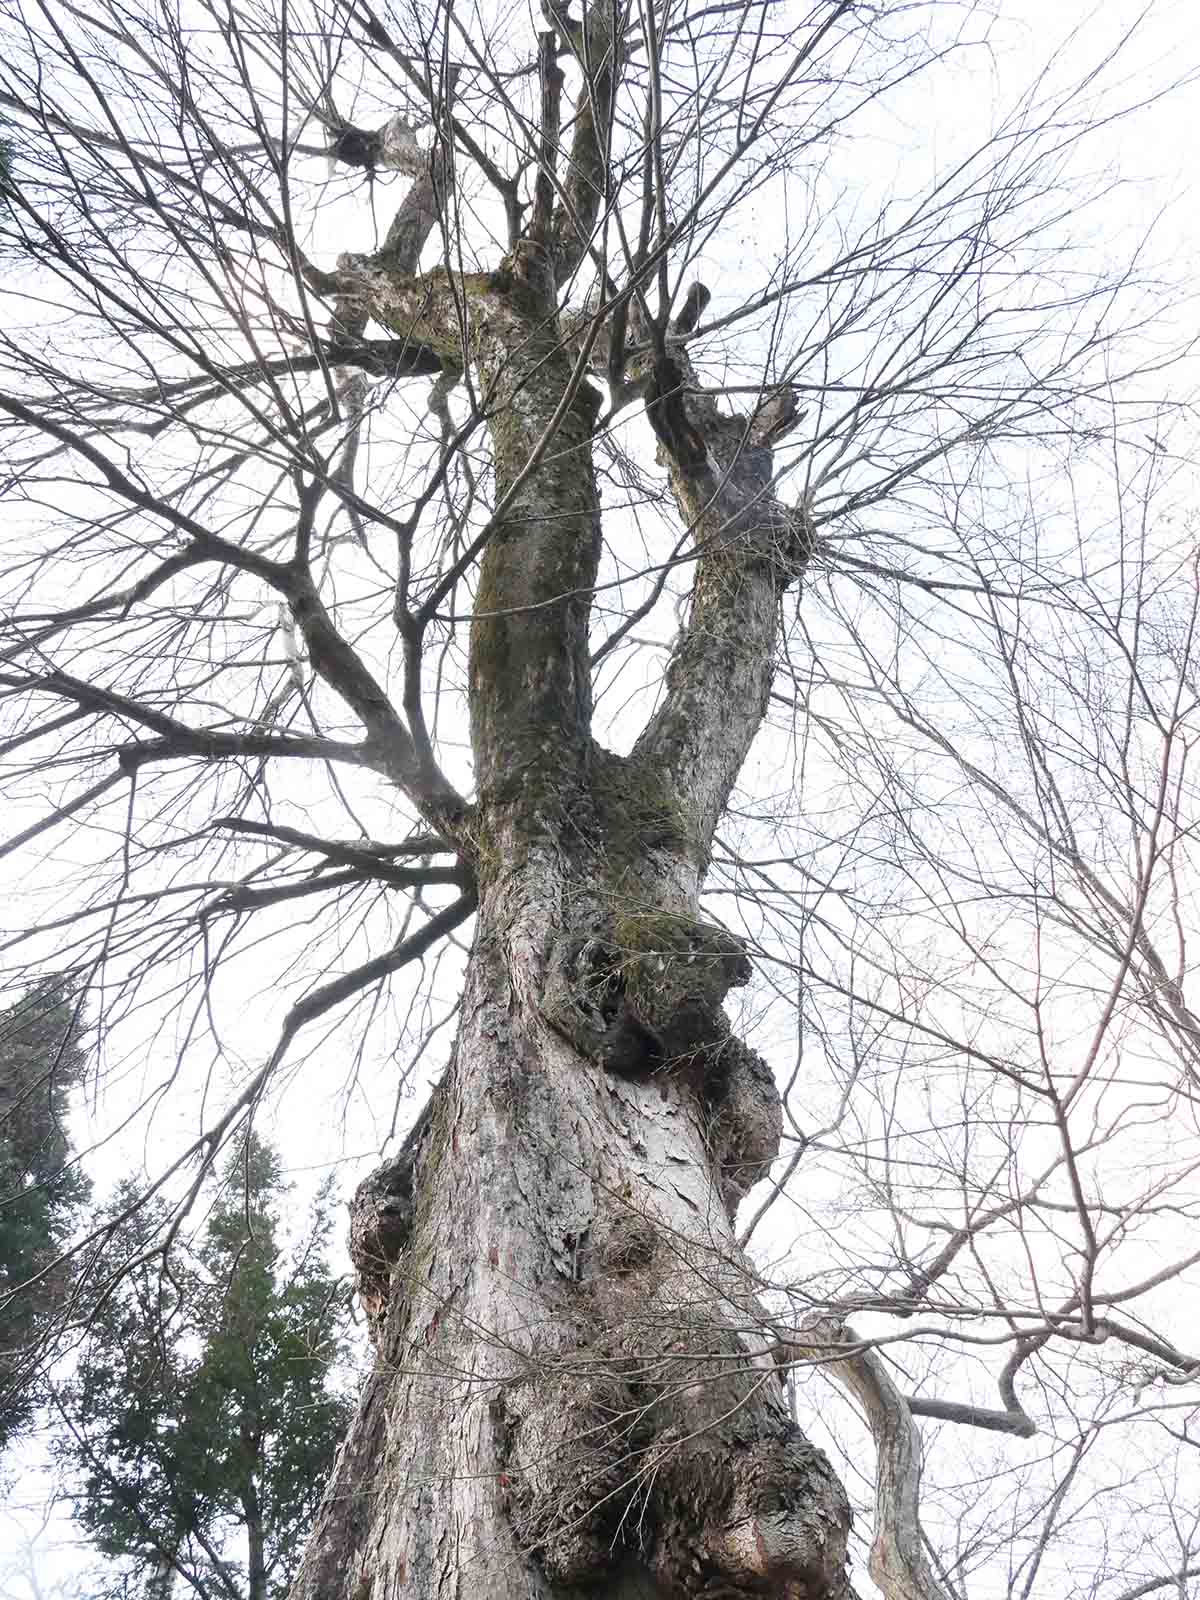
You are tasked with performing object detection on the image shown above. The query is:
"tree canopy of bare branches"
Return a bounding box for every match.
[1,0,1198,1596]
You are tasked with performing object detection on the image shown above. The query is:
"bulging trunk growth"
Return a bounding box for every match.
[298,830,851,1600]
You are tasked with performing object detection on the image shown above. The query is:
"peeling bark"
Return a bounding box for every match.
[297,854,852,1600]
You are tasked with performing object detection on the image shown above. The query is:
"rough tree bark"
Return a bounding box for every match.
[286,12,853,1595]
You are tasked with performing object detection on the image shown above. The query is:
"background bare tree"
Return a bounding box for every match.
[753,424,1200,1598]
[0,0,1197,1596]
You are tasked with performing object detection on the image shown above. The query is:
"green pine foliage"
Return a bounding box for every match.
[0,978,90,1452]
[58,1135,354,1600]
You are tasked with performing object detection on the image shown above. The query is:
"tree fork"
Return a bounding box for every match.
[289,181,853,1600]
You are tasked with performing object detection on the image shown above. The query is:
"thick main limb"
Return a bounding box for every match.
[631,333,814,853]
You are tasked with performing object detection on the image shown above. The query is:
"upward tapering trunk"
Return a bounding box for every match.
[243,1477,267,1600]
[145,1554,174,1600]
[292,820,851,1600]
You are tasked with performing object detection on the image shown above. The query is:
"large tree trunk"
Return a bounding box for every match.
[292,319,847,1589]
[295,851,851,1599]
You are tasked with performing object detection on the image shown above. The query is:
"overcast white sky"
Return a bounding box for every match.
[3,0,1200,1588]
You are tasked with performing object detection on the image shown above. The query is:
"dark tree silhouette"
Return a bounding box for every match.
[0,981,89,1453]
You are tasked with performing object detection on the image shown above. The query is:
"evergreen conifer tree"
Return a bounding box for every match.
[0,979,89,1453]
[57,1136,352,1600]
